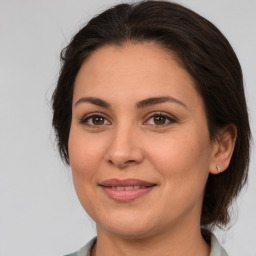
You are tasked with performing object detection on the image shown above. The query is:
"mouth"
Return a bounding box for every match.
[99,179,157,202]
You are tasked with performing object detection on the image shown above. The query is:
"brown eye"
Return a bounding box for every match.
[92,116,105,125]
[80,114,111,127]
[144,113,176,127]
[153,116,166,125]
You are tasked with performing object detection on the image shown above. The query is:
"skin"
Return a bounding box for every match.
[68,43,236,256]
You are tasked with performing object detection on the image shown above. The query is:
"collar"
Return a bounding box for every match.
[66,234,228,256]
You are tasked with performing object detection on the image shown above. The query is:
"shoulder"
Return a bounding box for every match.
[210,234,228,256]
[65,237,96,256]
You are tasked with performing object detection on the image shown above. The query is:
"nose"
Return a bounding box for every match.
[105,124,144,169]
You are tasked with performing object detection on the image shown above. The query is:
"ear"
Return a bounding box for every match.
[209,124,237,175]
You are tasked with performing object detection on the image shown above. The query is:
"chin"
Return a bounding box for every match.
[102,223,155,239]
[95,210,157,239]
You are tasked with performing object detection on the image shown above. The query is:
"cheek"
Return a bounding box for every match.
[68,126,105,204]
[148,133,207,166]
[68,127,106,177]
[68,127,106,216]
[145,128,212,190]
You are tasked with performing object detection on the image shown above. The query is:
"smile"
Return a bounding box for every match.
[99,179,157,202]
[109,186,147,190]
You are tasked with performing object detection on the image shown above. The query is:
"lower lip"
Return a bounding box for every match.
[101,186,155,202]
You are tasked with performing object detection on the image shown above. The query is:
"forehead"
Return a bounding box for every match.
[73,43,201,109]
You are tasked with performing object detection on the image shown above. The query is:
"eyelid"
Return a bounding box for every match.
[143,111,177,126]
[79,111,176,127]
[79,112,112,126]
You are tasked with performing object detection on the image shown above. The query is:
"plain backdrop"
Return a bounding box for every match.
[0,0,255,255]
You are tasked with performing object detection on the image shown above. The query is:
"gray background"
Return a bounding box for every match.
[0,0,255,255]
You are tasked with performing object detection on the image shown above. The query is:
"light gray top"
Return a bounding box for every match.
[65,234,228,256]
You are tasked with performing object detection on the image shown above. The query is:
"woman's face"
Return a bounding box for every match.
[69,43,218,239]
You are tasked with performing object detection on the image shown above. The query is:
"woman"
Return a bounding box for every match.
[52,1,251,255]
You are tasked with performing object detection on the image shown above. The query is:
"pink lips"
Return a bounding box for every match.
[99,179,156,202]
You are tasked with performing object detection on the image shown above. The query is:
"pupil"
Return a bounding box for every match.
[154,116,166,125]
[93,116,104,125]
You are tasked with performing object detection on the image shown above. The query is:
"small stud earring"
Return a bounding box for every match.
[216,164,221,173]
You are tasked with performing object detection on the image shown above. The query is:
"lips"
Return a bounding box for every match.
[99,179,157,202]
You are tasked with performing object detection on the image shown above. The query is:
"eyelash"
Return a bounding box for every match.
[143,112,176,127]
[79,112,111,128]
[79,112,176,128]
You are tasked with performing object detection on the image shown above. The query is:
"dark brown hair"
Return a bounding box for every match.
[52,0,251,233]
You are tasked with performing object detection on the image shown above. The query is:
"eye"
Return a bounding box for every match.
[80,113,111,127]
[144,112,176,127]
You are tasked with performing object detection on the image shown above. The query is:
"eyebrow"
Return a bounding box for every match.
[136,96,187,109]
[74,97,110,108]
[74,96,187,109]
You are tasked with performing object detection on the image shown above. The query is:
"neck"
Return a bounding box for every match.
[92,218,210,256]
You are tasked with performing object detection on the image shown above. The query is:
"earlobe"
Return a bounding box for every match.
[209,124,237,175]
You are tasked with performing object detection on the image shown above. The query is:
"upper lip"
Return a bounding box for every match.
[99,179,156,187]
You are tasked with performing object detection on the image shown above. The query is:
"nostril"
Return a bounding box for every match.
[107,159,137,168]
[125,160,136,164]
[105,149,144,168]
